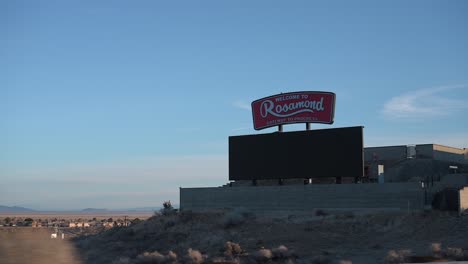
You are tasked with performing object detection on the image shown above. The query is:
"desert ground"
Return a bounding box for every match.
[0,227,82,264]
[1,209,468,264]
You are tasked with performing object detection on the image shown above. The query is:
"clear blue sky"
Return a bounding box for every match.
[1,0,467,210]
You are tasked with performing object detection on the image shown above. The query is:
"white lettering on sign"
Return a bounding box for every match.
[259,97,325,118]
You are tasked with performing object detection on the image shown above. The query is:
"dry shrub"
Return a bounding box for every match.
[160,201,176,216]
[338,260,352,264]
[384,249,411,264]
[315,210,327,217]
[223,208,251,228]
[186,248,204,264]
[429,242,468,261]
[311,255,331,264]
[134,250,178,264]
[224,241,242,257]
[430,243,442,257]
[254,248,273,262]
[179,210,195,223]
[272,245,291,259]
[135,251,166,263]
[166,251,178,263]
[164,220,176,230]
[445,247,464,260]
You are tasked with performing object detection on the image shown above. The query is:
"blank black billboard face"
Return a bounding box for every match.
[229,126,363,180]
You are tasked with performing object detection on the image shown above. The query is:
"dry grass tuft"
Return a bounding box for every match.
[272,245,291,259]
[254,248,273,262]
[445,247,464,260]
[186,248,204,264]
[224,241,242,257]
[166,251,178,263]
[133,250,178,264]
[429,243,468,261]
[384,249,411,264]
[135,251,166,263]
[430,242,442,257]
[222,208,252,228]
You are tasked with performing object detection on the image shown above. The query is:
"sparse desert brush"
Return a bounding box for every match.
[134,250,178,264]
[429,243,467,260]
[254,248,273,262]
[430,242,442,257]
[334,212,355,220]
[186,248,205,264]
[112,257,132,264]
[272,245,291,259]
[384,249,411,264]
[315,209,327,217]
[160,201,177,216]
[166,251,178,262]
[445,247,465,260]
[311,255,331,264]
[179,210,195,223]
[164,220,176,230]
[224,241,242,257]
[222,208,252,228]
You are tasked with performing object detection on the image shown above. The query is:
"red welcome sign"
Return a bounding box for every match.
[251,91,336,130]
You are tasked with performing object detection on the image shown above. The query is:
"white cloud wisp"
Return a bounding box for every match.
[232,100,251,111]
[382,85,468,120]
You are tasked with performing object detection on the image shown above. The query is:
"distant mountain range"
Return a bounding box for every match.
[0,205,165,212]
[123,206,161,212]
[0,205,36,212]
[81,208,109,212]
[80,207,162,212]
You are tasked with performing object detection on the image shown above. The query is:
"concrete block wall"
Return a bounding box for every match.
[180,183,425,212]
[364,146,408,163]
[441,174,468,186]
[459,187,468,214]
[416,144,467,164]
[416,144,434,159]
[433,144,467,164]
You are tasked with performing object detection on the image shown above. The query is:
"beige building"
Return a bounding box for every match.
[69,222,90,228]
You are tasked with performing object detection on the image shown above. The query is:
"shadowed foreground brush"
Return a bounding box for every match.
[186,248,205,264]
[224,241,242,257]
[134,250,178,264]
[384,249,411,264]
[254,248,273,262]
[222,208,252,228]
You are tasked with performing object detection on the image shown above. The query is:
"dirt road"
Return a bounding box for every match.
[0,228,82,264]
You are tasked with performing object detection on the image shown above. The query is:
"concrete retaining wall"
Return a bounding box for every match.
[180,183,425,211]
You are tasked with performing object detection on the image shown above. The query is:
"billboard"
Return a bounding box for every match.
[251,91,336,130]
[229,126,363,181]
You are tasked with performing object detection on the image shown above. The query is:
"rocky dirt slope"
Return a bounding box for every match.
[71,209,468,264]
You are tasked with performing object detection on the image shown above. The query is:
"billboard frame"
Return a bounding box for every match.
[251,91,336,130]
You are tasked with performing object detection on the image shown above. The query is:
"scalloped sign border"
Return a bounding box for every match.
[251,91,336,130]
